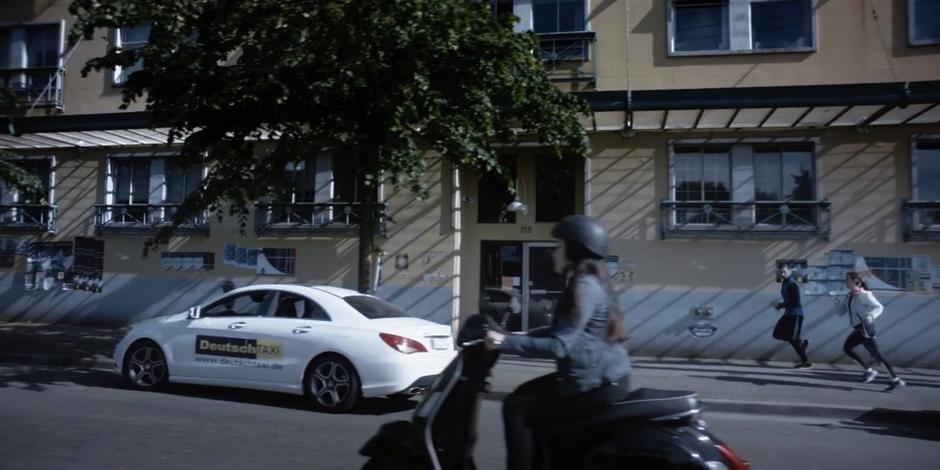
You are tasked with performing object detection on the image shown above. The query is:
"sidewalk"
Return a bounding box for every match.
[2,322,939,423]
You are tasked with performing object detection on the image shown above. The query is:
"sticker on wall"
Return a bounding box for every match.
[161,252,215,271]
[73,237,105,293]
[24,242,73,291]
[688,321,718,338]
[257,248,295,276]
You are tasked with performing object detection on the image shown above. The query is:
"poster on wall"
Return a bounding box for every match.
[161,252,215,271]
[73,237,105,293]
[24,242,73,291]
[801,250,940,296]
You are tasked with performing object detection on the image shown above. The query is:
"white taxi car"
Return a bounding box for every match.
[114,285,455,412]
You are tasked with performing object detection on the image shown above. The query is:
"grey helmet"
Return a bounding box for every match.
[551,215,608,259]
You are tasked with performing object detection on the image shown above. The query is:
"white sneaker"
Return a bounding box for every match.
[887,377,907,391]
[863,368,879,383]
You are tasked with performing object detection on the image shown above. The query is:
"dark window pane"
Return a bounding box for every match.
[114,161,133,204]
[916,142,940,200]
[782,149,813,200]
[26,25,59,67]
[674,151,702,201]
[477,158,516,224]
[754,150,781,200]
[132,160,151,204]
[0,29,10,67]
[751,0,812,49]
[491,0,514,17]
[674,1,729,51]
[535,155,579,222]
[702,149,730,200]
[165,160,202,203]
[558,0,586,32]
[912,0,940,42]
[533,0,558,33]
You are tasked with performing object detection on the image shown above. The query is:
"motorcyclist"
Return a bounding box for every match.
[484,215,631,470]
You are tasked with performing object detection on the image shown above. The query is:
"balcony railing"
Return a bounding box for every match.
[254,202,388,235]
[94,204,210,233]
[902,200,940,241]
[0,67,65,109]
[0,204,57,232]
[537,31,596,83]
[661,200,832,240]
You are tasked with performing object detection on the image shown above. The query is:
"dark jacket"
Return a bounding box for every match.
[776,278,804,316]
[501,275,631,396]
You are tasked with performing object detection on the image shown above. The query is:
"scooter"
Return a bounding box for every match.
[360,314,750,470]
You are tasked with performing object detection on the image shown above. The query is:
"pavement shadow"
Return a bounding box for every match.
[160,382,418,416]
[0,324,119,359]
[0,363,417,416]
[804,409,940,442]
[690,374,860,392]
[0,364,123,392]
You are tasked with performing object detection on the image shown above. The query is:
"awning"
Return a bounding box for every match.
[1,81,938,149]
[579,80,940,131]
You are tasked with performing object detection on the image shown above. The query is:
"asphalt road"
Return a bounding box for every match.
[1,365,938,470]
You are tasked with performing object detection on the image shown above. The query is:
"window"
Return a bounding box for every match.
[673,146,732,223]
[535,155,580,222]
[909,0,940,45]
[1,158,54,228]
[258,248,296,275]
[865,257,912,290]
[533,0,585,33]
[114,23,151,84]
[753,145,815,224]
[673,0,730,52]
[477,158,517,224]
[279,153,358,203]
[0,23,62,105]
[344,295,412,319]
[202,290,274,317]
[913,141,940,201]
[669,0,815,55]
[491,0,514,17]
[113,159,151,205]
[272,293,330,320]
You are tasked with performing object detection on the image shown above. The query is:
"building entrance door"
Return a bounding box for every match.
[480,241,564,332]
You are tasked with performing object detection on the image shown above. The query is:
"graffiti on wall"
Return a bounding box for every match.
[223,244,295,275]
[1,236,105,292]
[161,252,215,271]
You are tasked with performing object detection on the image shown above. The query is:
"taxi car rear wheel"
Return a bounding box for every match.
[123,340,169,390]
[304,354,361,412]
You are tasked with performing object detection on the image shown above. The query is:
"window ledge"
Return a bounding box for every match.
[668,46,816,58]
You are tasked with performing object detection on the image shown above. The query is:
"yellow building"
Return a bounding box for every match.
[2,1,939,366]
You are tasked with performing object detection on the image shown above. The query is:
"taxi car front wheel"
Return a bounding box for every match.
[123,340,169,390]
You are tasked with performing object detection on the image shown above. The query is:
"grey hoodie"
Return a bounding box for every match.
[501,274,631,396]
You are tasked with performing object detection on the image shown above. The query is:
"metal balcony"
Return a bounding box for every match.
[0,204,56,232]
[661,200,832,240]
[94,204,209,234]
[0,67,65,110]
[254,202,388,236]
[537,31,596,84]
[902,200,940,241]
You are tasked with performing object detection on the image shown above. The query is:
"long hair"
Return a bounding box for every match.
[846,272,869,291]
[563,240,628,343]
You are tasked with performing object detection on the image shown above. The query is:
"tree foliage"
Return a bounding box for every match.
[69,0,590,291]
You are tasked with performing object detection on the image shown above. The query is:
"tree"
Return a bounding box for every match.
[68,0,590,292]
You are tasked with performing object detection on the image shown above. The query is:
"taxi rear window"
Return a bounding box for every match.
[344,296,411,319]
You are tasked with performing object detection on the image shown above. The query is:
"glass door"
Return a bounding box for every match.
[480,241,563,332]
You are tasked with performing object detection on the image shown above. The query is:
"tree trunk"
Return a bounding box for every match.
[356,144,380,293]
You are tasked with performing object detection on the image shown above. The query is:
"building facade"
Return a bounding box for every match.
[2,1,939,367]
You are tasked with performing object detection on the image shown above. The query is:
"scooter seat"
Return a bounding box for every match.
[578,388,700,426]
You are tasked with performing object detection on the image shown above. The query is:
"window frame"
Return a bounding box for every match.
[667,0,817,57]
[0,21,64,69]
[911,135,940,201]
[0,155,55,205]
[908,0,940,46]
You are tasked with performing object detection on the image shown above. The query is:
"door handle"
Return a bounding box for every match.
[292,325,312,334]
[228,322,246,329]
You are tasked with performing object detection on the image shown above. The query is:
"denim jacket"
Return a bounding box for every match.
[501,275,631,396]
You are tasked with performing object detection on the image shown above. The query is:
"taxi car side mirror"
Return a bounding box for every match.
[187,306,201,319]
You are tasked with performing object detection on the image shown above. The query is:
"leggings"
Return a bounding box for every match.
[502,372,630,470]
[843,328,898,379]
